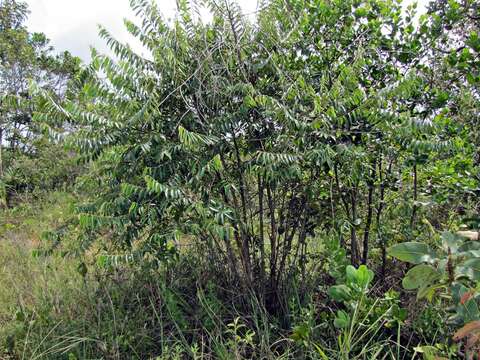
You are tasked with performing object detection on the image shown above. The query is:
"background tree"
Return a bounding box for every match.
[0,0,81,207]
[425,0,480,218]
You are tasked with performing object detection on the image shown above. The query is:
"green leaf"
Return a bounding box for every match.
[356,265,374,288]
[328,285,352,302]
[417,283,443,301]
[243,95,257,108]
[354,7,368,18]
[346,265,357,284]
[391,305,408,322]
[212,154,223,171]
[458,241,480,253]
[291,322,309,342]
[441,231,463,253]
[402,264,440,290]
[457,259,480,281]
[334,310,350,329]
[413,345,441,359]
[387,242,436,264]
[456,297,480,323]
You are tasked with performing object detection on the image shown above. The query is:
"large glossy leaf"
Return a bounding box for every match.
[387,242,436,264]
[459,243,480,252]
[402,264,440,290]
[452,283,480,323]
[456,298,480,323]
[458,241,480,254]
[457,259,480,281]
[441,231,463,253]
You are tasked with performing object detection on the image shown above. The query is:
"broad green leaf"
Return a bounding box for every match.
[356,265,374,288]
[441,231,462,253]
[402,264,440,290]
[346,265,357,284]
[455,297,480,323]
[457,259,480,281]
[458,241,480,253]
[451,283,470,303]
[334,310,350,329]
[387,242,436,264]
[417,283,444,301]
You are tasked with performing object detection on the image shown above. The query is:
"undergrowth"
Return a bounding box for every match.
[0,192,454,359]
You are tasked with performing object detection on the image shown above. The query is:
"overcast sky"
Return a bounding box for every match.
[25,0,427,63]
[24,0,260,61]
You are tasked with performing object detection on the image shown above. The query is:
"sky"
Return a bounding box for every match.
[25,0,259,61]
[25,0,427,63]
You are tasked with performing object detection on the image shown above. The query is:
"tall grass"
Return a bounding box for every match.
[0,192,453,359]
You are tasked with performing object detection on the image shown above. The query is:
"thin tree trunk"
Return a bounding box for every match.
[231,129,252,285]
[334,163,352,252]
[0,127,6,209]
[379,158,393,277]
[277,196,306,285]
[258,174,266,291]
[362,158,377,265]
[410,163,418,230]
[350,189,359,266]
[0,127,3,178]
[266,185,277,293]
[218,153,249,289]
